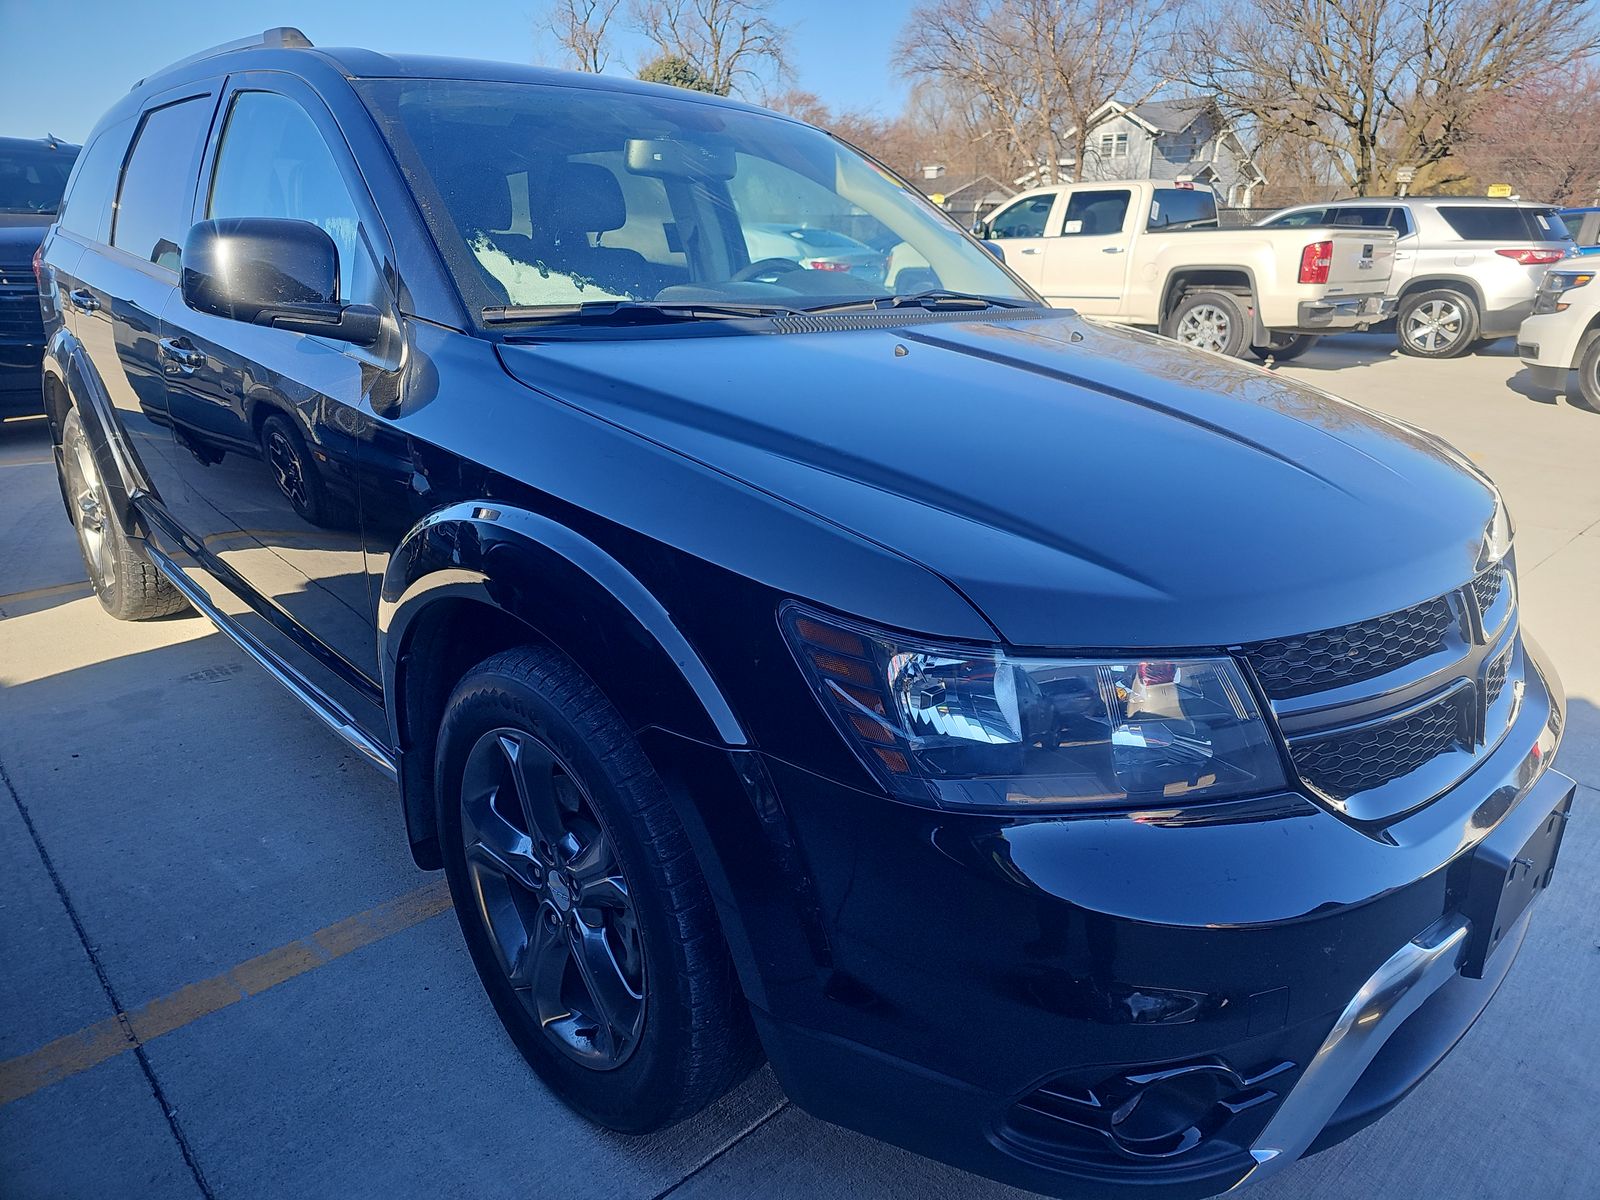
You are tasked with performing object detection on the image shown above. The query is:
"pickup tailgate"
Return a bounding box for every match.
[1316,227,1396,291]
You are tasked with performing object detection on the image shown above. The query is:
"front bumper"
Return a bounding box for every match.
[1294,294,1393,331]
[664,634,1571,1200]
[1517,308,1586,388]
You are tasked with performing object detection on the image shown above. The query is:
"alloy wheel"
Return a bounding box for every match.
[459,727,645,1070]
[1403,299,1464,353]
[63,422,115,591]
[266,429,310,510]
[1176,304,1232,353]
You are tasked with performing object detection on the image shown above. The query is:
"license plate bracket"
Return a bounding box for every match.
[1459,775,1575,978]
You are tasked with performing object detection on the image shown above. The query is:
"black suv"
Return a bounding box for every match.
[39,30,1574,1199]
[1,135,78,417]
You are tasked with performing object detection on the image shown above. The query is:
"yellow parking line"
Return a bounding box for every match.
[0,878,453,1107]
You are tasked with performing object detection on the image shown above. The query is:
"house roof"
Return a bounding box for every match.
[917,174,1014,206]
[1129,97,1214,133]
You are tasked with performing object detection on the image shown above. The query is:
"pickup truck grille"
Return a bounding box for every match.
[1242,566,1520,821]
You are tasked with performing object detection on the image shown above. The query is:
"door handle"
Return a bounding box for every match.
[1020,247,1040,255]
[159,337,207,374]
[1101,247,1126,254]
[68,288,99,312]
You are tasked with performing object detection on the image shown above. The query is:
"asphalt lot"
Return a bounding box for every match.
[2,333,1598,1200]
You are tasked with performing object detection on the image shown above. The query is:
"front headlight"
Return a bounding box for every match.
[782,605,1287,811]
[1533,269,1593,314]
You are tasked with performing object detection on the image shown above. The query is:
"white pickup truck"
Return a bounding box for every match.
[976,180,1396,360]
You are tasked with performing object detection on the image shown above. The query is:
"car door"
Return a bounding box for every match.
[59,87,220,539]
[1037,187,1134,313]
[981,192,1059,291]
[157,75,402,721]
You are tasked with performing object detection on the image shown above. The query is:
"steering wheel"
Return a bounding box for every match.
[731,257,807,284]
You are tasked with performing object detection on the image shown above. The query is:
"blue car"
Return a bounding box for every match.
[1559,207,1600,255]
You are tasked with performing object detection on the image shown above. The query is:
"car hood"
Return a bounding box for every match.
[0,214,51,267]
[497,312,1497,649]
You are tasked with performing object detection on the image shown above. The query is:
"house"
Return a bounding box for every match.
[1017,97,1267,207]
[913,164,1016,227]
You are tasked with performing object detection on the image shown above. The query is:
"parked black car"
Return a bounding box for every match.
[40,30,1573,1199]
[1,135,78,417]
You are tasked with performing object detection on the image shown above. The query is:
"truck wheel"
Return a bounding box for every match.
[59,409,187,621]
[1575,332,1600,409]
[1164,291,1250,357]
[1248,334,1319,363]
[435,645,759,1133]
[1397,288,1479,358]
[260,412,332,527]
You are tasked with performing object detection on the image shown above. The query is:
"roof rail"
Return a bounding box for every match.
[131,27,314,91]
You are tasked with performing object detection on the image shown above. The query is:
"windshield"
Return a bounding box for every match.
[356,79,1033,323]
[0,142,78,214]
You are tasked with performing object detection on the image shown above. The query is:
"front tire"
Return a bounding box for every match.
[1397,288,1479,358]
[1575,332,1600,409]
[435,645,757,1133]
[59,409,187,621]
[1163,290,1251,357]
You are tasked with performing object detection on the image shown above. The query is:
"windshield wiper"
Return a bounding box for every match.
[483,300,802,327]
[798,290,1039,315]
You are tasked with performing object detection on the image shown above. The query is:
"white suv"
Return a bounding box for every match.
[1518,266,1600,405]
[1259,198,1573,358]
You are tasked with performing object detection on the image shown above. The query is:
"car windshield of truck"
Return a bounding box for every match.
[356,78,1034,324]
[0,142,78,214]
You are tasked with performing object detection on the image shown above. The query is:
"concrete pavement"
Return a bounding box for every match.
[2,334,1598,1199]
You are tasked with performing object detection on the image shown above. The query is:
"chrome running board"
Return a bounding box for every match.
[147,546,398,780]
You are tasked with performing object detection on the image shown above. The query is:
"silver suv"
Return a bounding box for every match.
[1259,198,1573,358]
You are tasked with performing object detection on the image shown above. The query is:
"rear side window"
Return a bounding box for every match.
[59,119,133,240]
[206,91,380,307]
[1264,208,1328,227]
[1147,187,1216,229]
[1438,206,1572,242]
[987,194,1054,239]
[1061,189,1130,236]
[113,96,214,271]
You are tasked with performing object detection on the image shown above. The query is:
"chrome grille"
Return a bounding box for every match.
[1242,596,1456,700]
[1292,690,1470,802]
[1245,566,1519,821]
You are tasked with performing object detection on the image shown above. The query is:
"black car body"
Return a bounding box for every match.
[38,31,1574,1199]
[0,136,78,417]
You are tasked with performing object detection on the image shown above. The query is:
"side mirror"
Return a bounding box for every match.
[181,218,381,345]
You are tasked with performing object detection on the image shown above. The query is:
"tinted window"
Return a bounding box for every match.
[1147,187,1217,229]
[59,120,132,239]
[1329,206,1394,229]
[1438,205,1572,242]
[988,194,1054,239]
[207,91,379,306]
[1061,189,1130,237]
[1264,208,1328,227]
[113,97,213,271]
[0,141,78,215]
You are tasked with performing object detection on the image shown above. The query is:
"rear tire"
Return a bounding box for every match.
[1163,290,1251,357]
[435,645,758,1133]
[1248,334,1319,363]
[59,409,187,621]
[1397,288,1479,359]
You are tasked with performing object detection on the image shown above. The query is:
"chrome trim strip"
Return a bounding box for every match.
[147,546,398,780]
[1229,916,1470,1190]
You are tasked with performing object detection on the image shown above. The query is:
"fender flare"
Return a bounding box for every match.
[379,501,748,860]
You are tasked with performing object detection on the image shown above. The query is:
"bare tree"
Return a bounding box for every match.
[1457,64,1600,203]
[544,0,624,73]
[631,0,787,97]
[1179,0,1599,195]
[897,0,1175,184]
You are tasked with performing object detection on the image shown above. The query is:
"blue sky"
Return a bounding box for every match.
[0,0,918,143]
